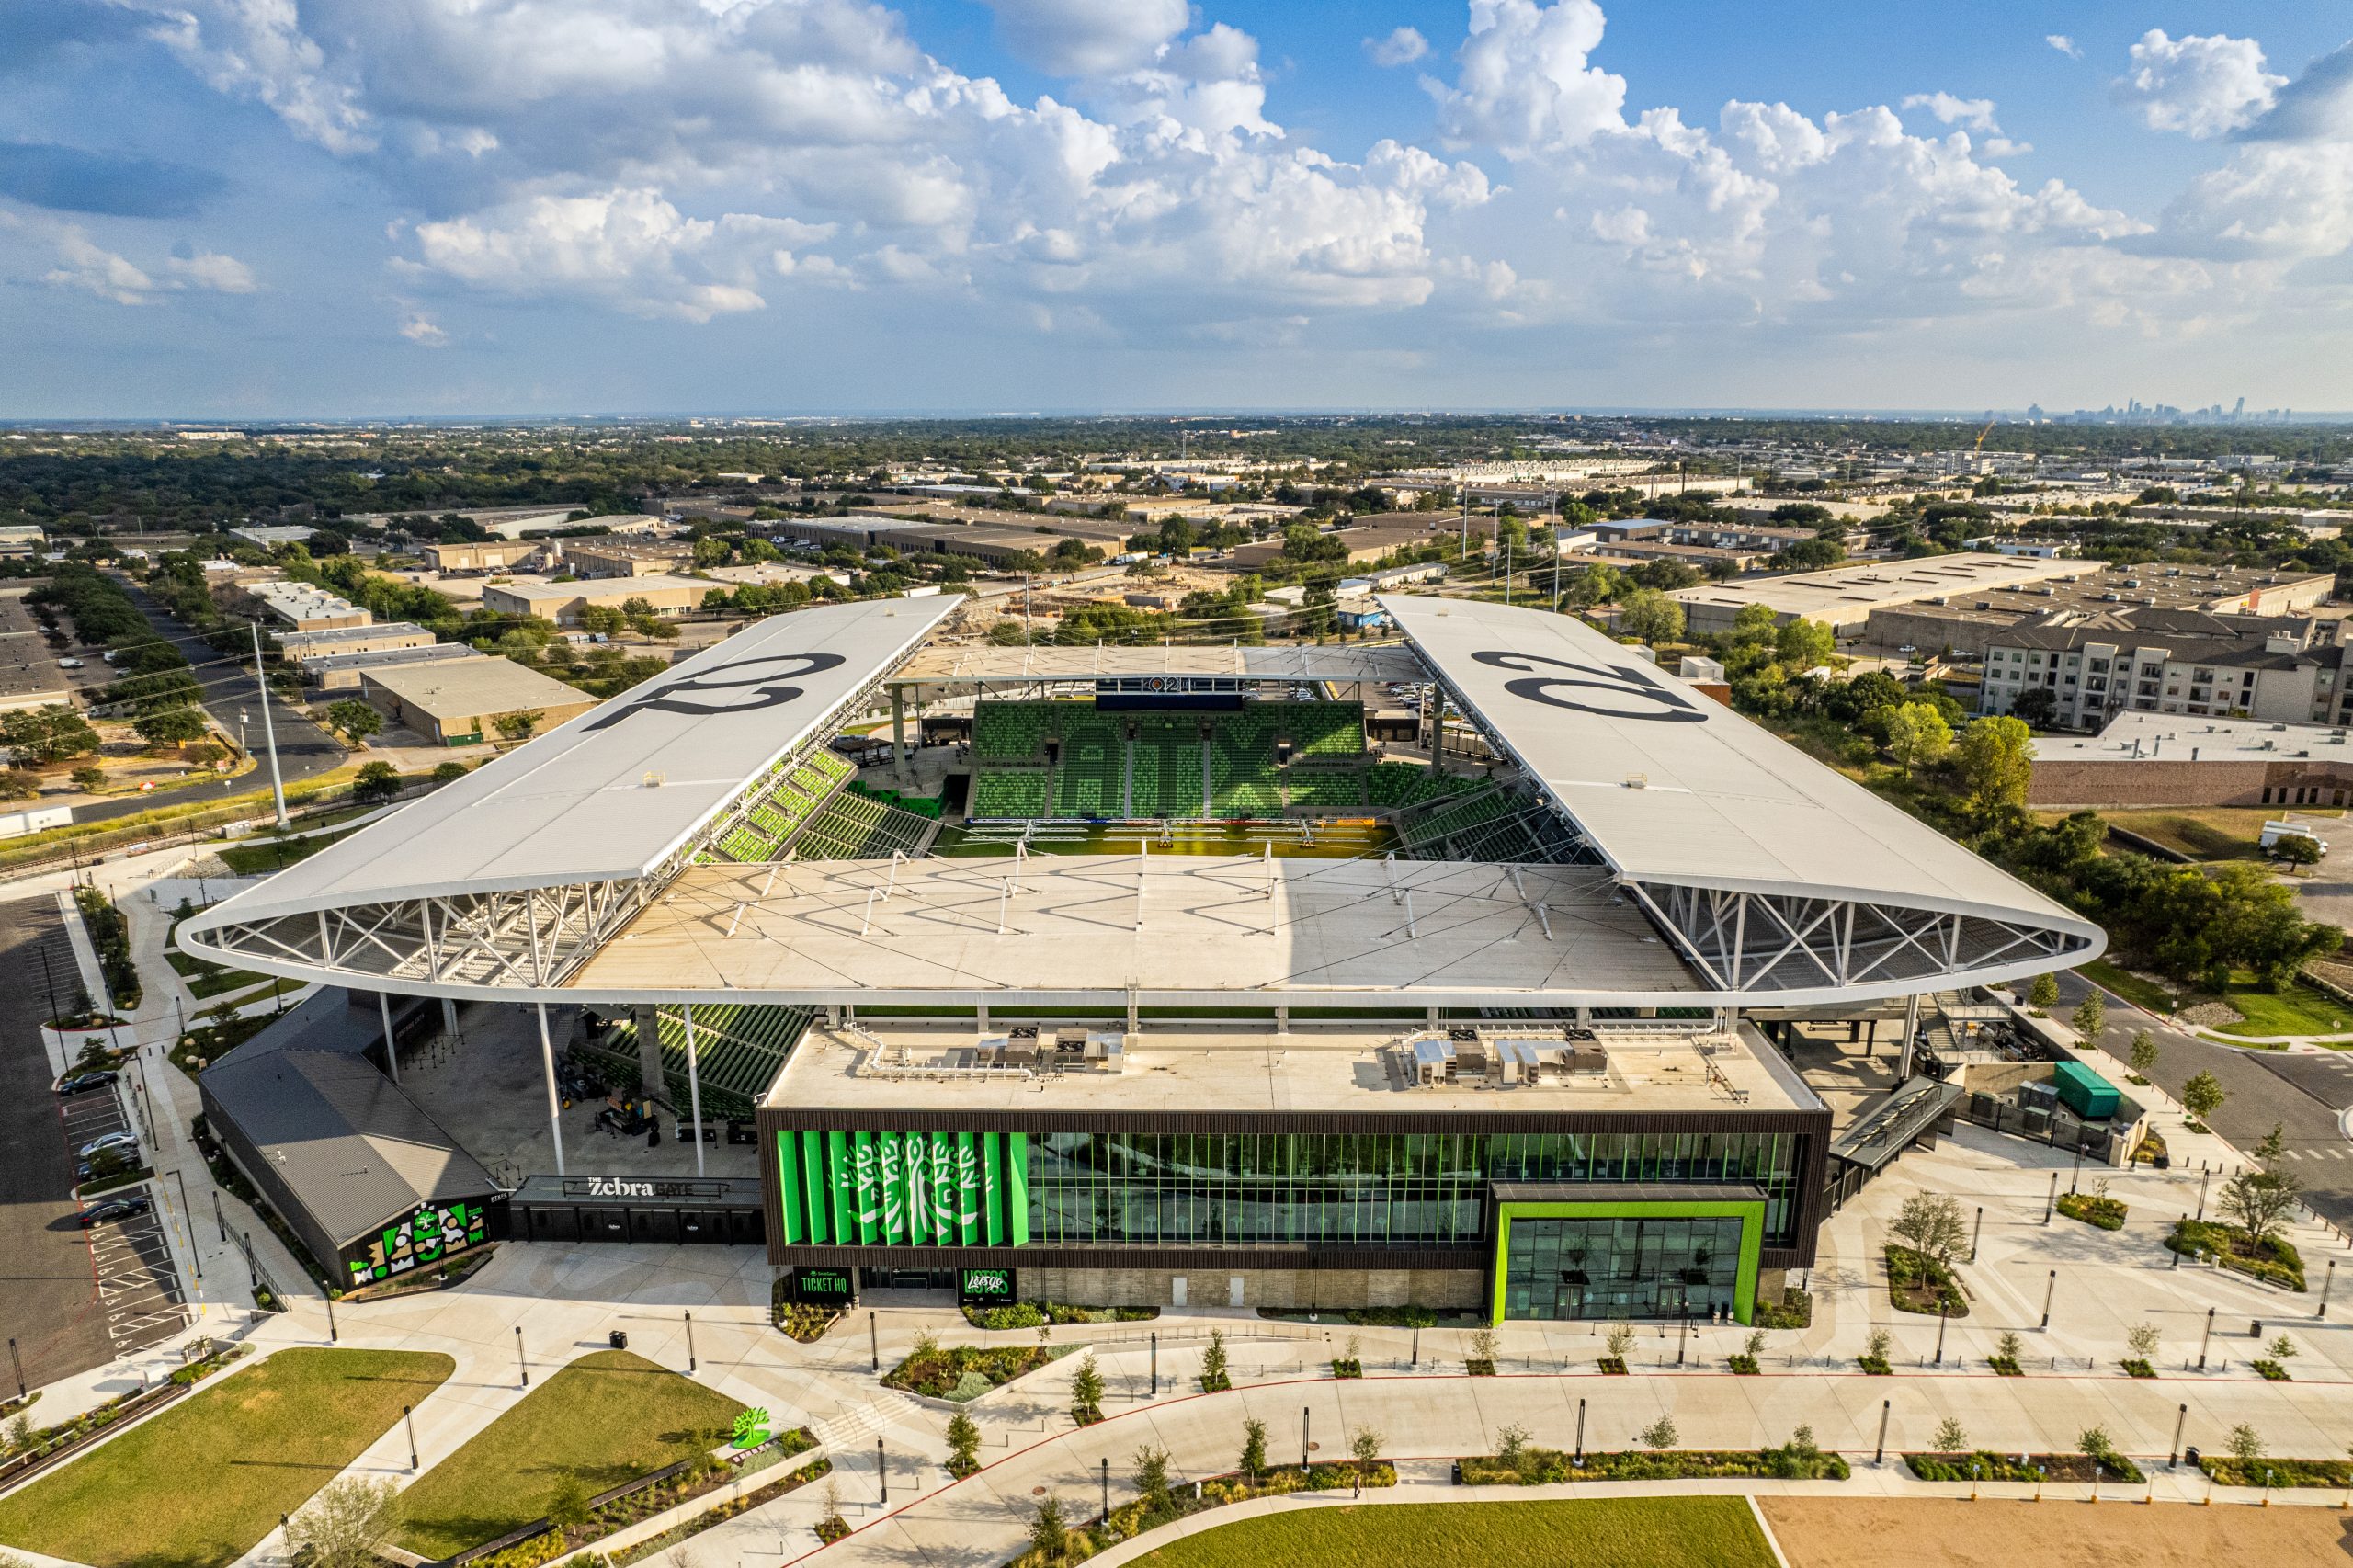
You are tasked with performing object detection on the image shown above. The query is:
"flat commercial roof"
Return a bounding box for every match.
[892,643,1429,685]
[186,596,960,916]
[767,1020,1818,1117]
[1669,553,2097,627]
[2031,710,2353,765]
[485,574,710,602]
[1381,594,2095,933]
[362,656,589,721]
[571,853,1695,1006]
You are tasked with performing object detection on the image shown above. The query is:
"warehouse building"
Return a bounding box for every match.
[304,642,483,693]
[358,658,597,744]
[278,622,438,665]
[418,540,546,574]
[565,540,698,579]
[2028,710,2353,808]
[478,575,708,625]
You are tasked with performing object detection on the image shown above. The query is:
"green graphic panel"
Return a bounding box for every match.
[779,1130,804,1245]
[982,1131,1004,1245]
[1006,1132,1029,1246]
[346,1197,487,1287]
[802,1132,829,1244]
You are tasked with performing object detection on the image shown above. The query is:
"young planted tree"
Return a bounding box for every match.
[1933,1417,1968,1454]
[1069,1353,1105,1422]
[2180,1070,2225,1125]
[1639,1415,1679,1451]
[1865,1327,1892,1363]
[946,1409,981,1478]
[2029,973,2060,1011]
[2221,1125,2301,1248]
[2125,1324,2161,1360]
[286,1476,397,1568]
[1027,1495,1068,1563]
[1239,1417,1267,1481]
[2128,1030,2159,1077]
[1605,1323,1636,1362]
[2226,1423,2264,1464]
[2069,991,2106,1043]
[1495,1424,1530,1467]
[1350,1426,1384,1484]
[1197,1329,1229,1392]
[1995,1330,2025,1363]
[1131,1445,1174,1515]
[1891,1191,1968,1267]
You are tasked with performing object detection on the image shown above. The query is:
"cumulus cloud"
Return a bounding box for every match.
[1364,28,1428,67]
[2148,42,2353,260]
[0,211,256,303]
[2118,29,2284,139]
[399,310,449,345]
[978,0,1189,77]
[1901,91,2029,155]
[1426,0,1626,156]
[407,188,783,321]
[2046,35,2082,60]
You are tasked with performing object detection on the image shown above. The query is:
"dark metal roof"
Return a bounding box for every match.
[203,1035,498,1249]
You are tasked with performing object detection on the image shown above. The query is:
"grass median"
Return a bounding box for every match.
[388,1348,744,1560]
[0,1347,454,1568]
[1126,1495,1778,1568]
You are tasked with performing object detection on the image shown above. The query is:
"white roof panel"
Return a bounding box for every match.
[1380,594,2086,927]
[211,596,959,914]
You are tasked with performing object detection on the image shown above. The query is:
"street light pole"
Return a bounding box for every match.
[1934,1302,1948,1365]
[1971,1205,1983,1263]
[1302,1405,1311,1473]
[1875,1399,1891,1465]
[685,1310,695,1374]
[2040,1269,2056,1331]
[1574,1397,1586,1461]
[1149,1331,1158,1395]
[516,1324,529,1387]
[2042,1171,2057,1224]
[404,1403,419,1471]
[2198,1306,2215,1369]
[2318,1259,2335,1320]
[246,620,288,829]
[877,1437,887,1506]
[2169,1403,2187,1468]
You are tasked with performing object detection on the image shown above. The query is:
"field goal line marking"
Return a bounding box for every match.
[1747,1495,1793,1568]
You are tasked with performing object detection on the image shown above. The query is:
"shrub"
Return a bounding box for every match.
[2166,1219,2305,1290]
[2055,1191,2127,1230]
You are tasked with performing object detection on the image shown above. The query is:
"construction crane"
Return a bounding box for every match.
[1972,419,1995,452]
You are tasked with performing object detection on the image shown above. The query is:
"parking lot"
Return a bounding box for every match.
[54,1078,188,1358]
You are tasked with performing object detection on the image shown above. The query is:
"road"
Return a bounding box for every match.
[0,895,118,1390]
[2055,968,2353,1233]
[67,587,345,827]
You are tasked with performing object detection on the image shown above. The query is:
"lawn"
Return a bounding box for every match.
[2044,806,2347,864]
[388,1349,744,1559]
[219,828,357,875]
[2211,977,2353,1038]
[0,1347,453,1568]
[2079,960,2179,1016]
[1130,1496,1777,1568]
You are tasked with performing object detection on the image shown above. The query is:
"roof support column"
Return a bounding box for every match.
[537,1002,566,1178]
[378,992,399,1084]
[1900,992,1921,1080]
[891,686,908,776]
[682,1002,705,1178]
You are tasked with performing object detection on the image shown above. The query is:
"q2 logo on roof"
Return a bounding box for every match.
[1470,650,1706,722]
[584,652,847,731]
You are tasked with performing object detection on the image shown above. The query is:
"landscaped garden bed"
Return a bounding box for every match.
[1461,1427,1847,1485]
[2165,1219,2305,1290]
[2054,1191,2127,1231]
[606,1450,832,1566]
[1884,1245,1969,1316]
[769,1278,845,1342]
[464,1427,822,1567]
[2200,1455,2349,1488]
[1904,1449,2143,1484]
[963,1299,1156,1330]
[1008,1451,1398,1568]
[884,1334,1069,1402]
[1753,1287,1813,1330]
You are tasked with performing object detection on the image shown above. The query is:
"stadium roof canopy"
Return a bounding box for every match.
[180,590,2099,1006]
[1380,593,2101,994]
[890,643,1427,686]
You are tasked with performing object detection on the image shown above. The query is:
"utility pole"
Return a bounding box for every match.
[248,620,288,828]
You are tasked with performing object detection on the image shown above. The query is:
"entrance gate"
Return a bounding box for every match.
[506,1176,765,1245]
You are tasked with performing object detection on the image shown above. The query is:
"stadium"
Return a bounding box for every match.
[179,593,2102,1322]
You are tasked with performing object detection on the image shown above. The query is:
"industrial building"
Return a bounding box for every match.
[478,576,708,625]
[278,621,438,665]
[358,658,597,744]
[250,581,373,631]
[181,595,2099,1323]
[2028,710,2353,809]
[418,540,546,574]
[303,642,483,693]
[565,540,698,579]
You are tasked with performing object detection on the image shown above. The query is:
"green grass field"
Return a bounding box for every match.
[2211,978,2353,1038]
[388,1349,743,1559]
[0,1347,453,1568]
[1130,1496,1779,1568]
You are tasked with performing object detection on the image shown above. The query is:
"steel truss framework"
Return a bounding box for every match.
[1629,881,2096,994]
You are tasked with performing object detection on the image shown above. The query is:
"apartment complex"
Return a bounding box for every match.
[1979,608,2349,730]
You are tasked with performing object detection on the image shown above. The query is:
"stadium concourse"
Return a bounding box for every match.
[178,594,2101,1321]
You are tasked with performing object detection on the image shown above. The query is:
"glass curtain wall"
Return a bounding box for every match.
[1024,1131,1801,1249]
[1500,1216,1746,1320]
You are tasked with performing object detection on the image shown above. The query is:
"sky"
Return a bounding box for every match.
[3,0,2350,420]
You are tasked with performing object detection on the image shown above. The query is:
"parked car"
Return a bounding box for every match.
[75,1194,151,1226]
[75,1131,139,1160]
[54,1071,118,1097]
[56,657,85,669]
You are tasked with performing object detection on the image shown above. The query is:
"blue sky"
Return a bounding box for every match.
[4,0,2350,419]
